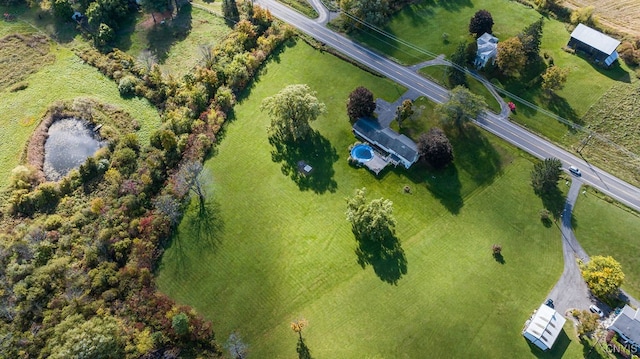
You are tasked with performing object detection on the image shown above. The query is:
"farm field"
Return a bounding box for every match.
[562,0,640,37]
[157,40,584,358]
[573,187,640,300]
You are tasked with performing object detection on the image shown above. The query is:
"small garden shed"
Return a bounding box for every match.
[567,23,621,66]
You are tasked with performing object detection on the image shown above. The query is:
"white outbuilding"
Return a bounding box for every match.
[522,303,567,351]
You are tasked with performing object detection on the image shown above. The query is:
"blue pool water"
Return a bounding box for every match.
[351,144,374,162]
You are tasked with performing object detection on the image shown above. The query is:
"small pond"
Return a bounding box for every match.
[44,118,105,181]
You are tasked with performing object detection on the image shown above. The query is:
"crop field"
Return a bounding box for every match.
[562,0,640,36]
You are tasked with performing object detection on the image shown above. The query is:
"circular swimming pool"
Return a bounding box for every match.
[350,144,374,163]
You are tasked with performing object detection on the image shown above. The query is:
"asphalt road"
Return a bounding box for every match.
[254,0,640,212]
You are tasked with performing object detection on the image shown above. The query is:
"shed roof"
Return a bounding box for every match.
[570,23,621,55]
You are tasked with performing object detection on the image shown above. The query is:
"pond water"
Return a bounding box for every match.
[44,118,105,181]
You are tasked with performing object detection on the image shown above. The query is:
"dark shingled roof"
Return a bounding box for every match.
[352,119,418,166]
[609,306,640,346]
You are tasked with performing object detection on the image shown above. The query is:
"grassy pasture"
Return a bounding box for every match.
[573,187,640,299]
[0,39,161,189]
[157,40,583,358]
[116,5,232,78]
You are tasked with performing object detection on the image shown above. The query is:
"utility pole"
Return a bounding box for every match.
[577,132,593,154]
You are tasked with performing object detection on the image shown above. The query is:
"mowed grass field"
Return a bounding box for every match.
[573,188,640,300]
[157,41,584,358]
[0,30,161,188]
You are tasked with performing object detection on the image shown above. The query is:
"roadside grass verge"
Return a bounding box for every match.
[418,65,501,113]
[573,187,640,299]
[157,40,582,358]
[0,45,161,189]
[116,5,232,77]
[276,0,318,18]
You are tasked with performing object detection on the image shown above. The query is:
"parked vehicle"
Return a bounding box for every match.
[589,304,604,318]
[569,166,582,176]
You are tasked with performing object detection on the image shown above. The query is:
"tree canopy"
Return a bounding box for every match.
[395,99,413,129]
[261,84,326,142]
[347,86,376,123]
[418,127,454,169]
[530,157,562,194]
[496,37,526,77]
[518,17,545,62]
[469,10,494,38]
[447,42,468,88]
[541,66,569,94]
[436,86,487,129]
[339,0,390,29]
[346,188,396,241]
[580,255,625,298]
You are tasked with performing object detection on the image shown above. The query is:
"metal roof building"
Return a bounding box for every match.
[568,23,621,66]
[608,305,640,347]
[523,303,567,351]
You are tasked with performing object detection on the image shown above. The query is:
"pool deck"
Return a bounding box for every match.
[362,151,390,175]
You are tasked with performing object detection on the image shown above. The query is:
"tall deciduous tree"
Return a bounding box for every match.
[575,310,599,337]
[518,17,544,62]
[47,314,124,359]
[418,127,454,169]
[347,86,376,123]
[346,188,396,241]
[496,37,526,77]
[447,42,468,88]
[580,255,625,298]
[436,86,487,129]
[339,0,390,29]
[395,99,413,129]
[468,9,494,38]
[541,66,569,94]
[140,0,168,23]
[261,84,326,142]
[530,157,562,194]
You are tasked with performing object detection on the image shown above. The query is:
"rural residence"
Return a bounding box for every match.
[474,32,498,69]
[352,119,418,174]
[522,303,567,351]
[608,305,640,347]
[567,23,621,66]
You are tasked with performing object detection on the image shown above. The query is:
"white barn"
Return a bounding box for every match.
[523,303,567,351]
[474,32,498,69]
[567,23,621,67]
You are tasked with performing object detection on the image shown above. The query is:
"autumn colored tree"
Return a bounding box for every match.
[469,10,494,38]
[530,157,562,195]
[347,86,376,123]
[436,86,487,129]
[261,84,326,142]
[395,99,413,129]
[496,37,526,77]
[581,255,625,298]
[541,66,569,94]
[575,310,599,337]
[417,127,454,169]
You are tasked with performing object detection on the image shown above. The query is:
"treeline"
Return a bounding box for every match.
[0,6,292,358]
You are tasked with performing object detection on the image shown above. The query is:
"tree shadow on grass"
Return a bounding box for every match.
[538,186,566,220]
[542,93,582,128]
[405,163,463,214]
[579,336,608,359]
[268,130,338,194]
[451,125,503,185]
[145,5,193,64]
[296,337,313,359]
[353,229,407,285]
[160,199,224,274]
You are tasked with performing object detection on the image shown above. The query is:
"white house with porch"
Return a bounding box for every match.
[474,32,498,68]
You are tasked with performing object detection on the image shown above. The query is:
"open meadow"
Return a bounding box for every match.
[157,40,584,358]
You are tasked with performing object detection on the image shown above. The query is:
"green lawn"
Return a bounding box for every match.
[157,40,583,358]
[573,187,640,300]
[0,43,161,189]
[116,5,232,78]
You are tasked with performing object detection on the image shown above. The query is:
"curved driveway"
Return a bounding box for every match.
[254,0,640,213]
